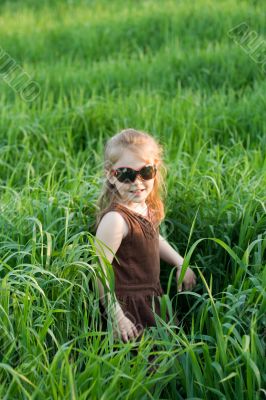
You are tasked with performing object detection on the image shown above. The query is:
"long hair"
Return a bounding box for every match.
[94,128,167,231]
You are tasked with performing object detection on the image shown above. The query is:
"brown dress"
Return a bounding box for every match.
[96,201,177,333]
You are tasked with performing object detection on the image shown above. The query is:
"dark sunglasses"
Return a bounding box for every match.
[111,164,157,183]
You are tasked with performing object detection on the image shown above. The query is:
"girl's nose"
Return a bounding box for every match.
[133,177,144,185]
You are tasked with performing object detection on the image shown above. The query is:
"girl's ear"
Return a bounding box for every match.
[105,169,115,185]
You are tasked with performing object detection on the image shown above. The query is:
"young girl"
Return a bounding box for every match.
[94,128,196,343]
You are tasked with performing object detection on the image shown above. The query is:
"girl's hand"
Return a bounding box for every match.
[113,312,143,343]
[176,266,196,292]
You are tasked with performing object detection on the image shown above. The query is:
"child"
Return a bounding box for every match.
[94,128,196,343]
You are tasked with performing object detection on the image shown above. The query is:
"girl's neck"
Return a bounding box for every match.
[116,200,148,216]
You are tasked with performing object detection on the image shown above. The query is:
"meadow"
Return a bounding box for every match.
[0,0,265,398]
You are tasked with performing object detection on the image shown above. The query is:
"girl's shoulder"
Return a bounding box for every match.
[96,207,130,240]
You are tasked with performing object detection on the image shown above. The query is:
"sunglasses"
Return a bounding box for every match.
[111,164,157,183]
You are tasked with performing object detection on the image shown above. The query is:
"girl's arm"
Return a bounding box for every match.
[159,234,196,291]
[159,234,184,267]
[94,212,127,318]
[94,213,142,342]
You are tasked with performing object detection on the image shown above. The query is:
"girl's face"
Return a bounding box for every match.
[106,149,156,208]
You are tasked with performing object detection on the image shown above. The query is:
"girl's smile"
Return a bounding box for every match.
[118,176,151,207]
[129,188,145,195]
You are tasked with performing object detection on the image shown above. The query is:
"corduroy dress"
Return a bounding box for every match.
[96,201,178,335]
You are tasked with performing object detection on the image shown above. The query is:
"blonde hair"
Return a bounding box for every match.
[94,128,167,231]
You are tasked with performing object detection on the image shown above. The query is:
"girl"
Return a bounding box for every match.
[94,128,196,343]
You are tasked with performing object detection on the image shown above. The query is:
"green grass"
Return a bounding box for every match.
[0,0,265,398]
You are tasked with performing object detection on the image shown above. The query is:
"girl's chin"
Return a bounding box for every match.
[128,191,145,198]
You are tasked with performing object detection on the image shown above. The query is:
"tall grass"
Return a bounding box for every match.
[0,0,265,398]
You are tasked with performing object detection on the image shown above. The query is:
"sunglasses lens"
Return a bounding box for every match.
[116,168,136,183]
[140,165,156,180]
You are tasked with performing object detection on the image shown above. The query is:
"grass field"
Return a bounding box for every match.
[0,0,265,398]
